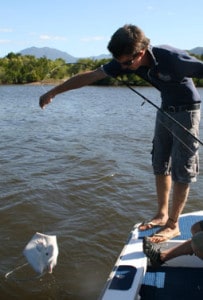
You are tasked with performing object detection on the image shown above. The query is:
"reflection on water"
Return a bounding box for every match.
[0,85,203,299]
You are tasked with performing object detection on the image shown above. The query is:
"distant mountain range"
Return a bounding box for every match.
[19,46,111,62]
[189,47,203,56]
[17,46,203,62]
[20,47,77,62]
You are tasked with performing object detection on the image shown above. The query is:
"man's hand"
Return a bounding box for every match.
[39,93,53,109]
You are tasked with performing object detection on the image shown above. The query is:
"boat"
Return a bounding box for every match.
[99,211,203,300]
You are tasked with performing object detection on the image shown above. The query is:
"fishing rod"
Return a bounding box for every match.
[40,62,203,146]
[122,80,203,147]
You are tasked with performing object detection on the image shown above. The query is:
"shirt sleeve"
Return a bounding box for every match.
[172,51,203,79]
[102,59,126,78]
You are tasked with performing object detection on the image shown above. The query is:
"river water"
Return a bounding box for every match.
[1,85,203,299]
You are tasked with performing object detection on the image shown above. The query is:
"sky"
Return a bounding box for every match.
[0,0,203,58]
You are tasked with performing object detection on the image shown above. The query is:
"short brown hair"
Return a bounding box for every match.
[107,24,150,58]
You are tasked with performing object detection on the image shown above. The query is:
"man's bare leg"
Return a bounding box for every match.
[143,237,193,266]
[160,240,193,262]
[139,174,171,230]
[149,181,190,243]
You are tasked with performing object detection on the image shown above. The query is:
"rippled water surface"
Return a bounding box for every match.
[1,85,203,299]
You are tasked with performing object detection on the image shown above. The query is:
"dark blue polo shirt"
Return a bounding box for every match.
[102,45,203,106]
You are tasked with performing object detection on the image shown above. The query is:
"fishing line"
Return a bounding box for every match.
[40,62,88,93]
[120,79,203,148]
[5,262,45,281]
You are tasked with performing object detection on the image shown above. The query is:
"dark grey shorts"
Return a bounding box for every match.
[152,108,201,183]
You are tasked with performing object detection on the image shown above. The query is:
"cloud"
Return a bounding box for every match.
[146,5,154,10]
[0,28,13,33]
[0,39,11,44]
[39,34,67,41]
[80,36,106,42]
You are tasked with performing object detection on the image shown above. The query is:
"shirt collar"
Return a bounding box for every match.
[147,45,158,67]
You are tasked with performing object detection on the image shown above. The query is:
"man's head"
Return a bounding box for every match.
[107,24,150,59]
[191,231,203,260]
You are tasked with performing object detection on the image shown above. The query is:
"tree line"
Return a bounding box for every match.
[0,52,203,86]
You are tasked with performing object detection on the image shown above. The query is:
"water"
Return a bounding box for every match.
[1,85,203,299]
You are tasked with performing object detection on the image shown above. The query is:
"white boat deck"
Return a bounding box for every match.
[99,211,203,300]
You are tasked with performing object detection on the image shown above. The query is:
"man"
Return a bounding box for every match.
[143,220,203,267]
[39,24,203,243]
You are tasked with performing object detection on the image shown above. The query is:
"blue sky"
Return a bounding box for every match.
[0,0,202,58]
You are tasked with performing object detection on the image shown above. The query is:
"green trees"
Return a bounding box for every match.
[0,53,106,84]
[0,53,56,84]
[0,52,203,86]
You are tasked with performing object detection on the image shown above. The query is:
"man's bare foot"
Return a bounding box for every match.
[147,218,181,243]
[139,216,168,231]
